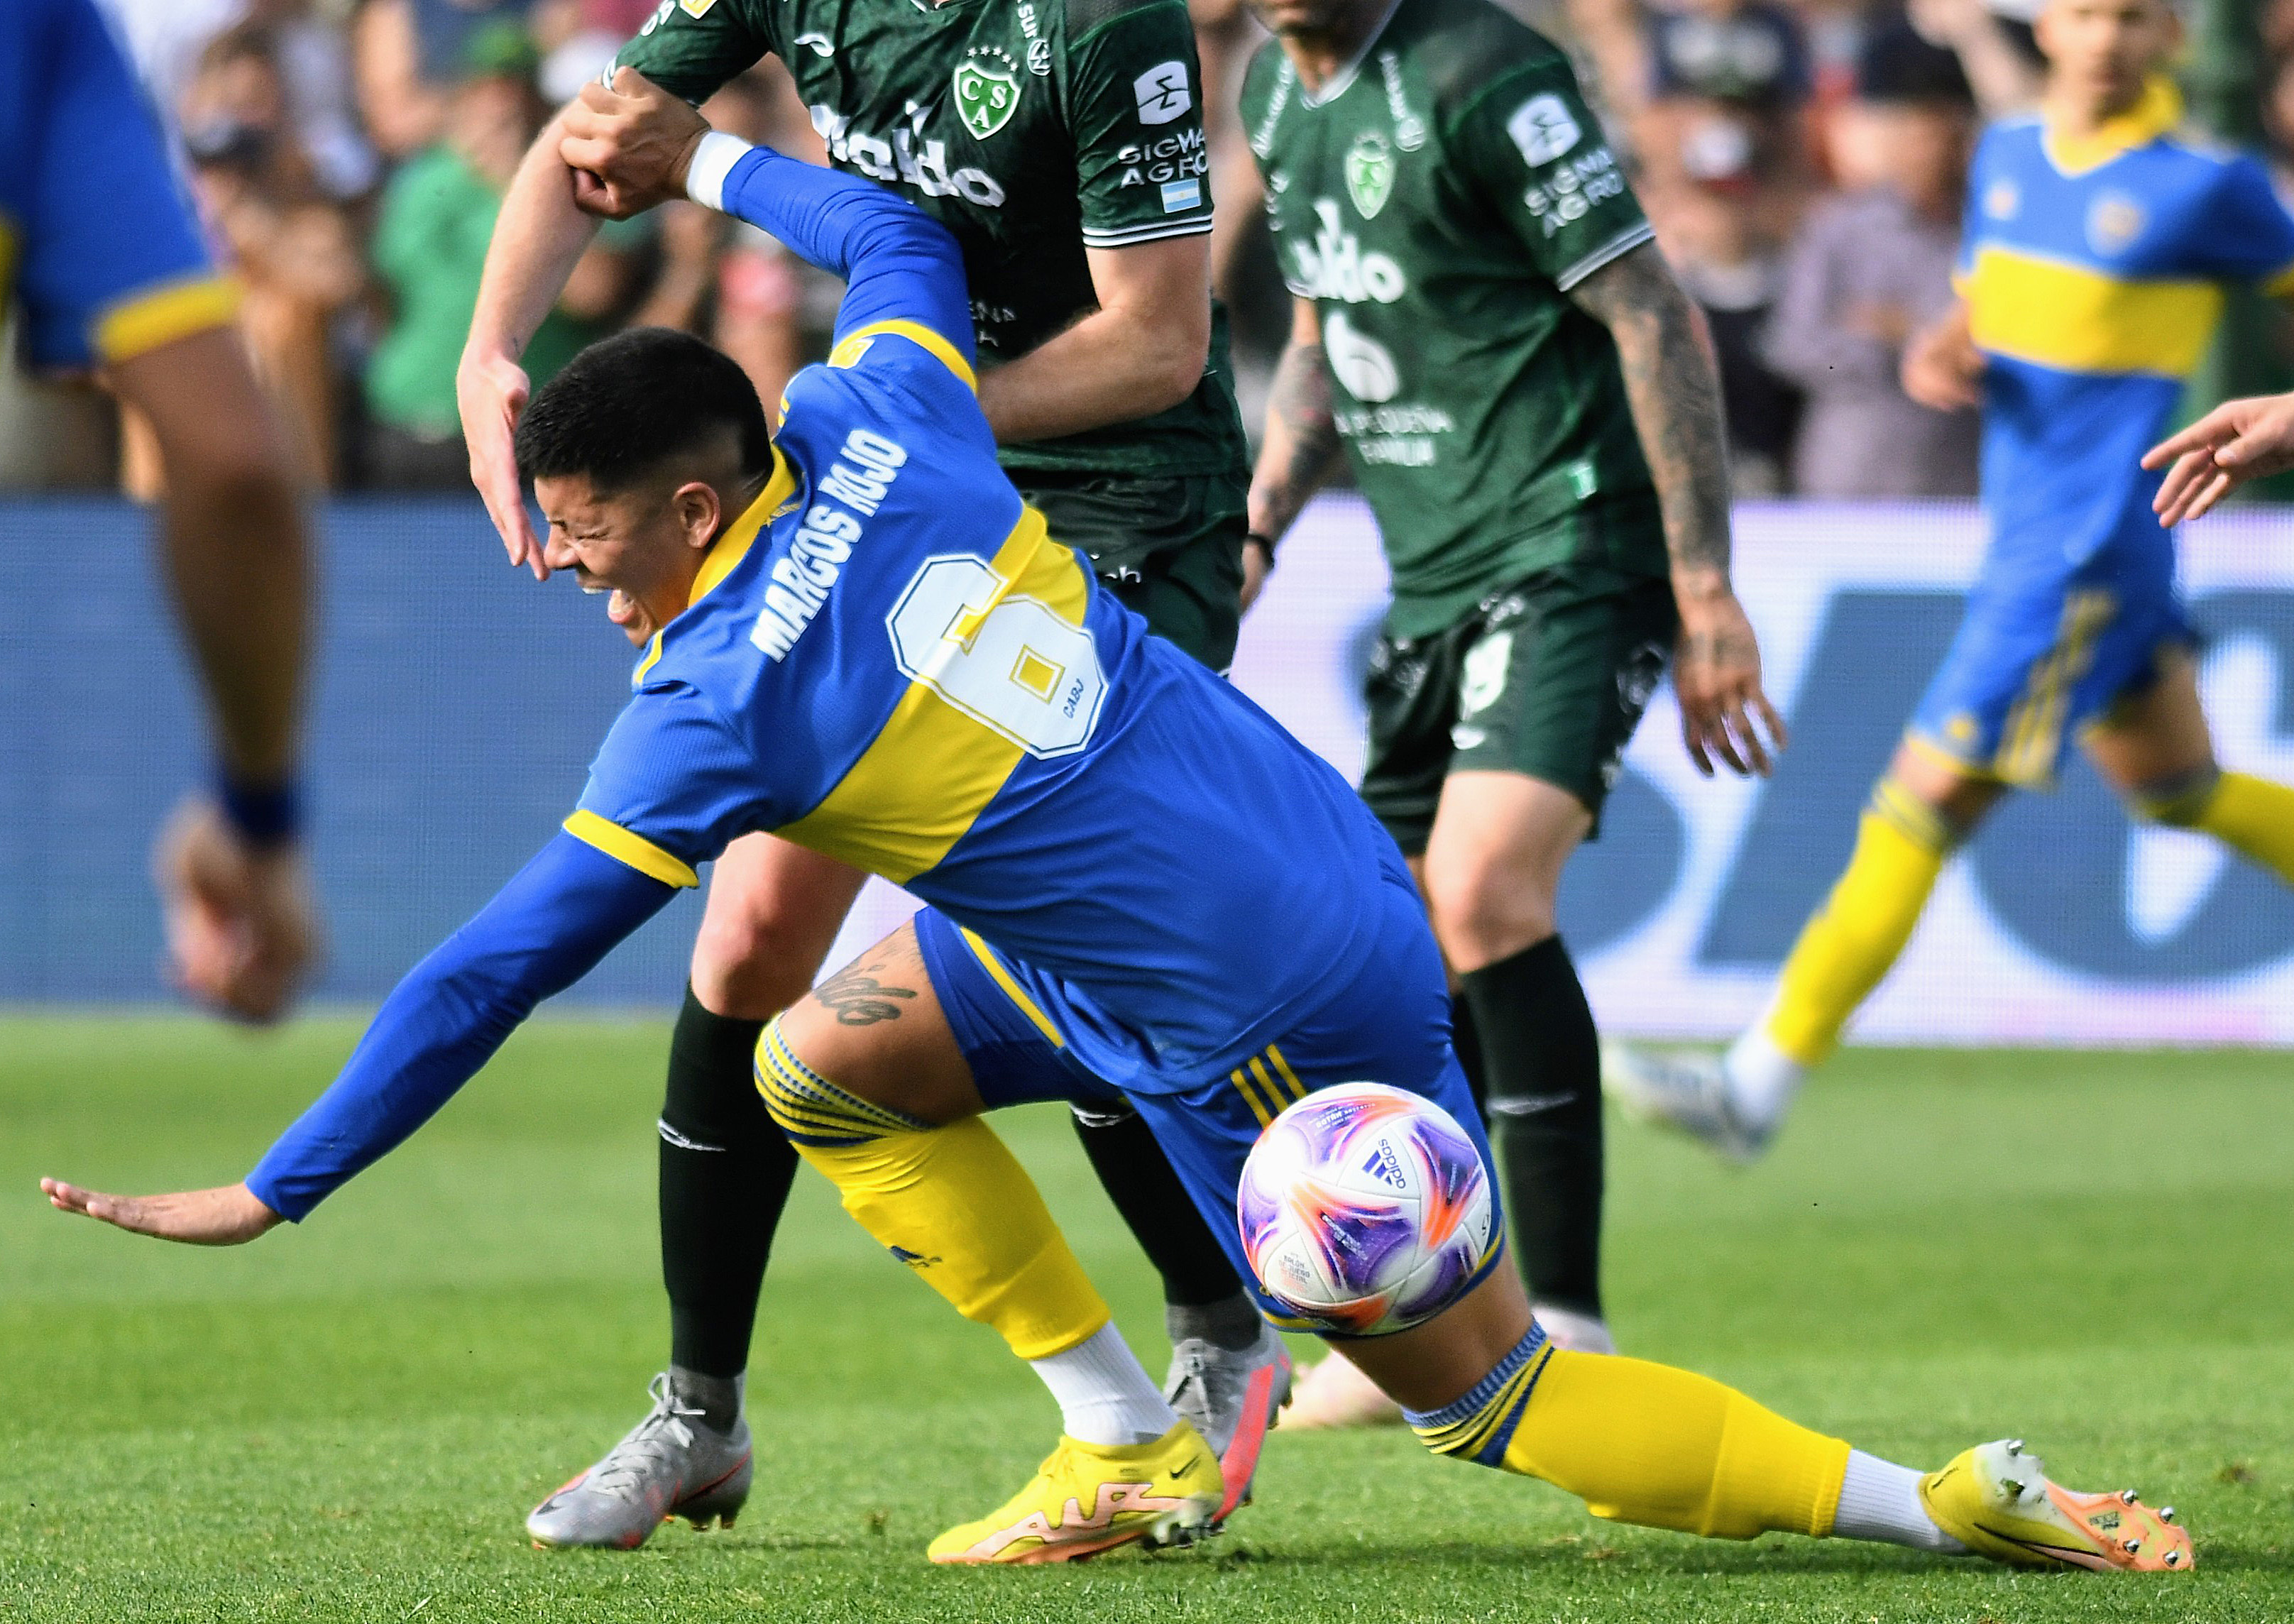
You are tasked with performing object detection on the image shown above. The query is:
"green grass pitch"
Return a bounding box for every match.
[3,1016,2290,1621]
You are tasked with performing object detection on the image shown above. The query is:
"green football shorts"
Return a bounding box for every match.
[1022,468,1248,673]
[1359,566,1679,854]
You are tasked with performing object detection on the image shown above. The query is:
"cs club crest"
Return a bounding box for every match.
[1345,131,1394,219]
[955,48,1022,140]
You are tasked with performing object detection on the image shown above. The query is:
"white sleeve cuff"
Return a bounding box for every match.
[685,131,756,213]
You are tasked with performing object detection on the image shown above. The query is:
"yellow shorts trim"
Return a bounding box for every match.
[95,273,242,364]
[561,810,700,889]
[955,927,1065,1048]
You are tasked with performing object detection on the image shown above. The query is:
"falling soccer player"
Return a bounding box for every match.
[1606,0,2294,1158]
[47,105,2192,1577]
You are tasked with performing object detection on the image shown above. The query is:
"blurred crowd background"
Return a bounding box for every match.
[3,0,2288,500]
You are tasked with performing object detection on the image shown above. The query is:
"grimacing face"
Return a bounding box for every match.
[534,471,714,647]
[2035,0,2180,121]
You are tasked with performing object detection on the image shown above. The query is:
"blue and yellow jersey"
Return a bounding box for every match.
[1,0,236,372]
[570,322,1394,1092]
[1959,80,2294,564]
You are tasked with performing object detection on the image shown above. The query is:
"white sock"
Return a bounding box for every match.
[1831,1449,1968,1553]
[1530,1303,1615,1355]
[1723,1020,1807,1135]
[1027,1322,1180,1447]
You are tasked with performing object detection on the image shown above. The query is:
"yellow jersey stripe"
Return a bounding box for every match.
[1967,247,2222,378]
[2267,262,2294,300]
[94,273,242,363]
[561,810,699,889]
[688,455,793,606]
[956,927,1066,1048]
[1231,1067,1275,1129]
[773,506,1087,880]
[2041,76,2180,175]
[837,319,979,393]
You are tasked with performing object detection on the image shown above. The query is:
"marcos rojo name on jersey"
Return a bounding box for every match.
[751,429,910,662]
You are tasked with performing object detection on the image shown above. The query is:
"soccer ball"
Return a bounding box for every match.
[1236,1082,1493,1335]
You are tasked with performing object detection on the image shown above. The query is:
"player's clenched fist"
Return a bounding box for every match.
[155,796,321,1026]
[560,67,710,220]
[2142,392,2294,526]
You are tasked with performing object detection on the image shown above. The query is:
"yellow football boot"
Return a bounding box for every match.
[927,1422,1224,1564]
[1921,1439,2193,1571]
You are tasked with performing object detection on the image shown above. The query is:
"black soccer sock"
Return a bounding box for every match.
[659,983,797,1381]
[1451,991,1489,1117]
[1070,1104,1248,1310]
[1459,936,1605,1322]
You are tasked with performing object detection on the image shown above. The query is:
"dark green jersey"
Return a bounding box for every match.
[1239,0,1667,636]
[617,0,1247,481]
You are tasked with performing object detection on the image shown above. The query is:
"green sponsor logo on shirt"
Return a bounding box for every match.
[955,51,1023,141]
[1345,132,1395,219]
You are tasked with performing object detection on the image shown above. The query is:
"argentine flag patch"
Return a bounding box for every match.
[1160,178,1202,213]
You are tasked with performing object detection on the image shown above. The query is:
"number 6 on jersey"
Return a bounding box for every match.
[888,554,1107,757]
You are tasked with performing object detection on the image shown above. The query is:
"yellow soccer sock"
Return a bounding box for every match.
[2184,771,2294,888]
[756,1019,1109,1361]
[1408,1333,1849,1540]
[1764,779,1953,1067]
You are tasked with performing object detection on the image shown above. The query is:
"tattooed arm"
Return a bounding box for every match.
[1241,298,1346,611]
[1568,241,1784,776]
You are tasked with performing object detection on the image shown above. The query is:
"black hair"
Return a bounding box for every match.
[514,327,772,491]
[1855,20,1975,108]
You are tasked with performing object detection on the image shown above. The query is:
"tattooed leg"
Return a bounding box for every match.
[760,921,1124,1372]
[770,920,982,1124]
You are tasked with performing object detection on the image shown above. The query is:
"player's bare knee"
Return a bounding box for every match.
[691,914,817,1020]
[1422,855,1558,971]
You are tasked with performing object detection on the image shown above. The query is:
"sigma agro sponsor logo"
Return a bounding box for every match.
[1134,61,1192,126]
[811,104,1005,207]
[1115,128,1209,192]
[1336,400,1453,468]
[1322,311,1399,402]
[1505,92,1581,165]
[1017,2,1050,75]
[954,48,1023,141]
[1521,145,1624,238]
[750,430,909,661]
[1288,199,1406,303]
[1249,58,1295,158]
[1376,52,1426,151]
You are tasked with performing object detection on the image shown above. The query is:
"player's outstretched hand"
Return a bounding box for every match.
[2143,393,2294,525]
[457,346,544,575]
[1672,586,1786,777]
[560,68,710,221]
[155,796,322,1026]
[40,1179,281,1246]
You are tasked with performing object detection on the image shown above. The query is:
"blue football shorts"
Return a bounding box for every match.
[1909,530,2195,789]
[911,865,1507,1334]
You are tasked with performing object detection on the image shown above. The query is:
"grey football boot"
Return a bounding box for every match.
[1600,1041,1772,1163]
[1163,1319,1293,1521]
[527,1373,752,1549]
